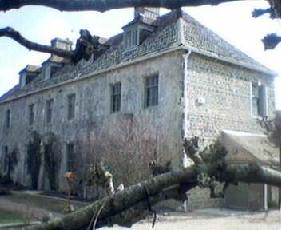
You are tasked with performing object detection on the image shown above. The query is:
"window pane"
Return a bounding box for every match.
[145,75,158,107]
[252,83,259,116]
[111,82,121,112]
[46,99,54,123]
[66,143,75,172]
[6,109,10,128]
[29,104,34,125]
[67,94,76,120]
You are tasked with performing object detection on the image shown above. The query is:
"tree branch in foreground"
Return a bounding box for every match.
[263,33,281,50]
[0,0,245,12]
[0,27,107,63]
[29,140,281,230]
[0,27,74,58]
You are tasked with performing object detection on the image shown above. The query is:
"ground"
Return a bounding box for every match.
[0,192,281,229]
[101,209,281,230]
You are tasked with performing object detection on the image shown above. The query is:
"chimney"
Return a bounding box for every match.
[50,38,73,63]
[51,37,72,51]
[134,7,160,21]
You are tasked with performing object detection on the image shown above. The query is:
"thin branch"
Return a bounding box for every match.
[252,8,275,18]
[0,27,74,58]
[0,0,246,12]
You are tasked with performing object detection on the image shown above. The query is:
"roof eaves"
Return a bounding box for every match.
[180,12,276,77]
[182,44,276,76]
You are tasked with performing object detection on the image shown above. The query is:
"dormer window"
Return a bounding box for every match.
[123,24,155,50]
[124,28,138,49]
[122,7,158,51]
[19,65,40,88]
[43,61,62,80]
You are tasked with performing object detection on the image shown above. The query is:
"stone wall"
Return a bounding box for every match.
[0,51,184,193]
[185,53,276,209]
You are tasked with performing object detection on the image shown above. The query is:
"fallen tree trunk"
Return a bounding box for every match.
[30,162,281,230]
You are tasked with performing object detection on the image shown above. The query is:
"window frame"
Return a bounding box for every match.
[46,98,54,124]
[66,143,75,172]
[111,82,122,113]
[29,104,35,125]
[5,109,11,129]
[145,74,159,108]
[251,82,259,117]
[67,93,76,120]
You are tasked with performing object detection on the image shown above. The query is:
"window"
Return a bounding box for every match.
[124,28,138,49]
[251,83,259,117]
[145,74,159,107]
[66,143,75,172]
[251,83,269,117]
[2,145,8,171]
[67,94,76,120]
[46,99,54,123]
[5,109,11,128]
[29,104,35,125]
[26,74,37,85]
[50,66,61,78]
[111,82,121,113]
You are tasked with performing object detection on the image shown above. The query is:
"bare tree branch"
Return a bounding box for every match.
[0,27,108,63]
[263,33,281,50]
[0,0,246,12]
[0,27,74,58]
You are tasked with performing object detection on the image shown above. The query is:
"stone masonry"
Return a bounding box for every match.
[0,9,276,209]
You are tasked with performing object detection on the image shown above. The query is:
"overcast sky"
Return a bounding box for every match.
[0,1,280,108]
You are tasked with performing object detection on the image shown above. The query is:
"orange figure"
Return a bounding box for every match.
[64,172,77,212]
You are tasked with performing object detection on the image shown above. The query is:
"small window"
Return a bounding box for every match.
[29,104,35,125]
[111,82,121,113]
[46,99,54,123]
[251,83,259,117]
[145,74,159,107]
[50,66,60,78]
[251,83,269,117]
[66,143,75,172]
[26,74,37,85]
[67,94,76,120]
[124,28,138,49]
[5,109,11,128]
[2,146,8,174]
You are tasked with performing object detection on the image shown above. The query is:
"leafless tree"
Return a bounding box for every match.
[87,116,168,188]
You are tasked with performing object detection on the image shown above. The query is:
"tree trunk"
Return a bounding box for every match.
[29,162,281,230]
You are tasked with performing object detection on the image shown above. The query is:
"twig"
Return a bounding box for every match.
[87,199,107,230]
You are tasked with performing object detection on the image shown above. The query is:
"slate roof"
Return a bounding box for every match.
[0,10,274,102]
[180,11,271,72]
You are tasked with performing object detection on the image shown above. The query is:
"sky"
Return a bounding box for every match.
[0,0,280,108]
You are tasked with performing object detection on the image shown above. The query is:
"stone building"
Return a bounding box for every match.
[0,8,278,210]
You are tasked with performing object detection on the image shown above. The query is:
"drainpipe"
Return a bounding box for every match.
[182,49,192,213]
[264,184,268,211]
[183,49,192,141]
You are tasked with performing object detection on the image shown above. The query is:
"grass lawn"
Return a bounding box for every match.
[0,208,25,224]
[6,193,66,213]
[6,192,88,213]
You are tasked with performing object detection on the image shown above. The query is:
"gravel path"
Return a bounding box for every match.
[100,209,281,230]
[1,192,281,229]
